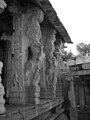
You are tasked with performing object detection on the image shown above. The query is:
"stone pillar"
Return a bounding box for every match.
[0,61,6,114]
[53,60,58,98]
[69,80,78,120]
[54,38,64,98]
[7,5,44,105]
[21,6,44,104]
[8,13,25,105]
[41,25,57,99]
[79,84,85,110]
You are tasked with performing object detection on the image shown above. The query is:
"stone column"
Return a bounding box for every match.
[5,4,44,105]
[0,61,6,114]
[8,13,25,105]
[53,60,58,98]
[22,6,44,104]
[69,80,78,120]
[79,84,85,110]
[54,39,64,98]
[41,25,56,99]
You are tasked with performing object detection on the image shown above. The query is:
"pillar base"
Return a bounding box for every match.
[25,85,40,105]
[0,85,6,114]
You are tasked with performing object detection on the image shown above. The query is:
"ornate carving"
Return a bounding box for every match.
[42,27,57,98]
[54,38,65,98]
[22,7,44,104]
[8,2,22,15]
[0,61,6,114]
[12,73,22,90]
[8,13,25,104]
[46,31,56,87]
[0,0,7,13]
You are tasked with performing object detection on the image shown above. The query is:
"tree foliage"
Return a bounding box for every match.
[62,50,74,61]
[76,43,90,56]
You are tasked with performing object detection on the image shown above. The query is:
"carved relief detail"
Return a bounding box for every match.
[54,38,65,98]
[42,27,57,98]
[0,61,6,114]
[22,7,44,104]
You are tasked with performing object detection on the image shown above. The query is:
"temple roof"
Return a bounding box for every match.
[3,0,72,43]
[35,0,72,43]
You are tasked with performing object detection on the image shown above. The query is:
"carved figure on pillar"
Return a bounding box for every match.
[54,39,65,98]
[23,7,44,104]
[43,29,57,98]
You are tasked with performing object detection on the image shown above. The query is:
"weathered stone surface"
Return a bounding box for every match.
[54,39,65,98]
[0,1,72,120]
[41,25,56,99]
[40,21,66,100]
[0,0,7,13]
[0,61,6,114]
[8,13,25,104]
[1,5,45,105]
[20,6,44,104]
[0,98,64,120]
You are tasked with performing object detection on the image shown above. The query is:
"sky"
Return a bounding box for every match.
[50,0,90,55]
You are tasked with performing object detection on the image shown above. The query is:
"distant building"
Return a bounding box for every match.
[69,56,90,120]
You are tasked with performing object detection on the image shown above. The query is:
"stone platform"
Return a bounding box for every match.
[0,98,66,120]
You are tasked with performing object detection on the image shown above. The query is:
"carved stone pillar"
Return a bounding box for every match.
[0,61,6,114]
[53,60,58,98]
[7,4,44,105]
[55,55,63,98]
[22,6,44,104]
[41,25,56,99]
[8,13,25,104]
[54,38,64,98]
